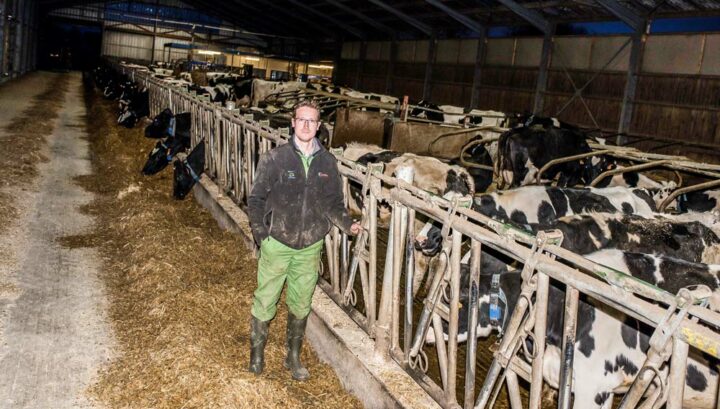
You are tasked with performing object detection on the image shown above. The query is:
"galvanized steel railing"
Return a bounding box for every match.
[117,62,720,409]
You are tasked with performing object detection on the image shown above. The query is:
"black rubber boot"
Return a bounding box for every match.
[249,316,269,375]
[284,313,310,381]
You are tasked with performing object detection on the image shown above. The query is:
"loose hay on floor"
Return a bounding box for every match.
[73,84,362,408]
[0,73,69,235]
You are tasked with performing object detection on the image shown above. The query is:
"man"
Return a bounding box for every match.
[247,99,360,381]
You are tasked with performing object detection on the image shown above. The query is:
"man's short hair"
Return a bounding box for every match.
[293,99,321,119]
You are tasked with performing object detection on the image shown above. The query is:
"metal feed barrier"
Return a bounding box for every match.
[117,62,720,409]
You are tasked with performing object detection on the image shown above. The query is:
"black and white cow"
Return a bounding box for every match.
[233,78,254,106]
[541,213,720,264]
[189,84,235,104]
[142,136,190,175]
[344,90,399,113]
[474,186,657,226]
[144,109,191,141]
[117,87,150,128]
[497,120,592,188]
[411,100,511,127]
[251,79,307,107]
[427,264,719,409]
[586,249,720,311]
[677,190,720,214]
[343,142,475,219]
[415,186,658,257]
[173,140,205,200]
[449,140,495,194]
[142,111,192,175]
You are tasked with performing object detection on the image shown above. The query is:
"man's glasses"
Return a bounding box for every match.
[295,117,319,127]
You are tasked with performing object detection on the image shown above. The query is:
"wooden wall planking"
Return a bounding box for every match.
[335,58,720,157]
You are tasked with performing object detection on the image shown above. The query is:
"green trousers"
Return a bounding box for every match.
[251,236,324,322]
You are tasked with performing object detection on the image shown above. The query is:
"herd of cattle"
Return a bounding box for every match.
[349,124,720,405]
[92,61,720,408]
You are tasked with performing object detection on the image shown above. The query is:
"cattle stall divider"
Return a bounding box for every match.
[116,62,720,409]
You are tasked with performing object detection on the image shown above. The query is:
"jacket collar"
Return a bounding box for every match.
[291,135,323,157]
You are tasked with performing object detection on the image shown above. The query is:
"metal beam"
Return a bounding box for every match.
[470,30,488,107]
[423,0,484,34]
[385,37,397,94]
[249,0,339,39]
[534,24,555,113]
[187,0,294,42]
[285,0,365,39]
[324,0,395,35]
[355,41,367,89]
[495,0,552,34]
[594,0,644,31]
[618,23,649,144]
[422,37,437,100]
[366,0,433,36]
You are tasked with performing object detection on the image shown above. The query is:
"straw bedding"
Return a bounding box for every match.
[0,74,70,235]
[70,84,362,408]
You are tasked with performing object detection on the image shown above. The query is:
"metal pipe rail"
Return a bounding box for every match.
[114,61,720,409]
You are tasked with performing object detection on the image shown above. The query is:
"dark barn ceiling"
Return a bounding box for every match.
[37,0,720,42]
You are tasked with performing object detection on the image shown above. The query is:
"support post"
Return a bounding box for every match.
[528,272,550,409]
[558,287,580,409]
[470,30,487,108]
[618,22,648,145]
[533,24,555,114]
[375,167,414,360]
[368,165,380,330]
[423,36,437,101]
[355,41,367,90]
[385,36,397,95]
[463,240,482,409]
[150,0,159,63]
[446,227,463,405]
[667,336,689,409]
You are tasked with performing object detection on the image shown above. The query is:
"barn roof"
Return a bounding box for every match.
[38,0,720,41]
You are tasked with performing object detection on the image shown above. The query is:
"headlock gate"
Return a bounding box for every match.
[119,63,720,409]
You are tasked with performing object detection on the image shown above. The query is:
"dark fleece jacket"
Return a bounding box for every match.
[247,138,354,249]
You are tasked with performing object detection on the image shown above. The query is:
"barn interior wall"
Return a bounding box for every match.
[338,32,720,149]
[1,0,38,83]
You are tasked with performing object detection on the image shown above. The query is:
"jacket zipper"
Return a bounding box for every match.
[298,151,316,249]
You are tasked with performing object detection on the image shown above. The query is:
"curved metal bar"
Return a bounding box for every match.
[658,178,720,212]
[589,159,671,187]
[458,137,499,171]
[535,149,612,185]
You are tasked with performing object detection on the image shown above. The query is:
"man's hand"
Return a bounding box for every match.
[350,222,362,236]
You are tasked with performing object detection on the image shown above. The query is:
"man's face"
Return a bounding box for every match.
[292,106,321,143]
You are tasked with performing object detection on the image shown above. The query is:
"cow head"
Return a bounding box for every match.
[173,140,205,200]
[414,221,444,257]
[425,265,522,344]
[142,136,188,175]
[145,108,175,139]
[118,108,139,128]
[411,100,443,122]
[582,155,617,187]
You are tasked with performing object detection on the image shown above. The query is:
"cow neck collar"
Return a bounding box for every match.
[167,117,176,137]
[490,273,509,336]
[185,160,200,182]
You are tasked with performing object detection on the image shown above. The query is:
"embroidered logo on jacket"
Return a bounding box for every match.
[287,170,296,180]
[318,172,329,178]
